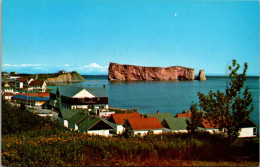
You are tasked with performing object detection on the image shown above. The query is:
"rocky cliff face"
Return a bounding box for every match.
[198,70,206,81]
[46,72,84,83]
[108,63,195,81]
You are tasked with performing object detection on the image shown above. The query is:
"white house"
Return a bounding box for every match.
[238,120,258,138]
[29,80,47,92]
[15,77,34,89]
[50,86,110,117]
[201,118,257,138]
[59,109,114,136]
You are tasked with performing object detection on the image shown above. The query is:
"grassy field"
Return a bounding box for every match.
[2,100,259,166]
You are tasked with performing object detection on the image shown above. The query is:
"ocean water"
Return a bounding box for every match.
[68,75,259,125]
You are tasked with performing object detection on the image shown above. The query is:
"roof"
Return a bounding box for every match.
[11,95,50,101]
[145,113,174,122]
[29,80,45,86]
[87,87,108,97]
[19,92,50,97]
[201,118,220,129]
[78,116,114,131]
[60,109,84,120]
[175,113,192,118]
[3,92,15,96]
[201,118,257,129]
[17,77,26,82]
[68,111,89,124]
[163,117,187,130]
[52,85,108,98]
[239,119,258,128]
[17,77,33,82]
[127,117,163,130]
[77,116,101,130]
[60,109,113,131]
[110,112,141,125]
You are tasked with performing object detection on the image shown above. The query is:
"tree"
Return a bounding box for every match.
[198,59,254,142]
[186,103,203,136]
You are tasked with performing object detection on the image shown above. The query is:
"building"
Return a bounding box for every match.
[59,109,114,136]
[3,92,16,100]
[11,95,50,106]
[175,112,192,118]
[15,77,34,90]
[200,118,221,133]
[124,117,163,136]
[29,80,47,92]
[145,111,174,122]
[199,117,258,138]
[161,117,188,133]
[238,119,258,138]
[109,112,141,134]
[50,85,110,117]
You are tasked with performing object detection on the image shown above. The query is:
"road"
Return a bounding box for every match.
[26,105,59,121]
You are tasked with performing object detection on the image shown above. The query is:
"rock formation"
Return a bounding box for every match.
[46,72,84,83]
[198,70,206,81]
[108,63,195,81]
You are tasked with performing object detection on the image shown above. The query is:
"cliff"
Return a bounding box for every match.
[108,63,195,81]
[45,72,84,83]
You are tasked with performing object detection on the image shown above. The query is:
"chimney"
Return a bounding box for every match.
[157,110,160,115]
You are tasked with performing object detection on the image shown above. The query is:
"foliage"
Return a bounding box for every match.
[18,71,83,81]
[2,129,258,166]
[1,96,258,166]
[186,103,203,136]
[198,59,254,141]
[1,98,65,135]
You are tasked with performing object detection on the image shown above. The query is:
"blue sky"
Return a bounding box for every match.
[2,0,259,75]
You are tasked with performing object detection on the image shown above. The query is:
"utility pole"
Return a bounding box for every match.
[26,87,29,109]
[86,109,90,134]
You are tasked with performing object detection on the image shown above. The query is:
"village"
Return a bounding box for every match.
[1,71,258,138]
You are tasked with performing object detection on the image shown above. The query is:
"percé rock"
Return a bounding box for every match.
[108,63,195,81]
[198,70,206,81]
[46,72,84,83]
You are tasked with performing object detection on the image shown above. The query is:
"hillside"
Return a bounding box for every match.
[1,100,259,166]
[19,71,84,83]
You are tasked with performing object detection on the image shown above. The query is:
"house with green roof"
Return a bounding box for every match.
[50,85,114,117]
[161,117,188,132]
[145,111,188,132]
[145,111,174,122]
[60,109,114,136]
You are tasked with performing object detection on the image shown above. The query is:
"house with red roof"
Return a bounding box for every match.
[174,111,257,137]
[200,118,221,133]
[15,77,34,89]
[109,112,141,134]
[3,92,16,100]
[124,117,163,136]
[29,80,47,92]
[201,118,257,138]
[175,112,192,118]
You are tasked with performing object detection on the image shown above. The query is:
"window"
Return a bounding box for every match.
[253,128,257,136]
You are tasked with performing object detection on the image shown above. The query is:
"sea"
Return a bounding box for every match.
[57,75,260,126]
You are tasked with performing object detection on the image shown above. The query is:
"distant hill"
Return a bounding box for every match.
[19,71,84,83]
